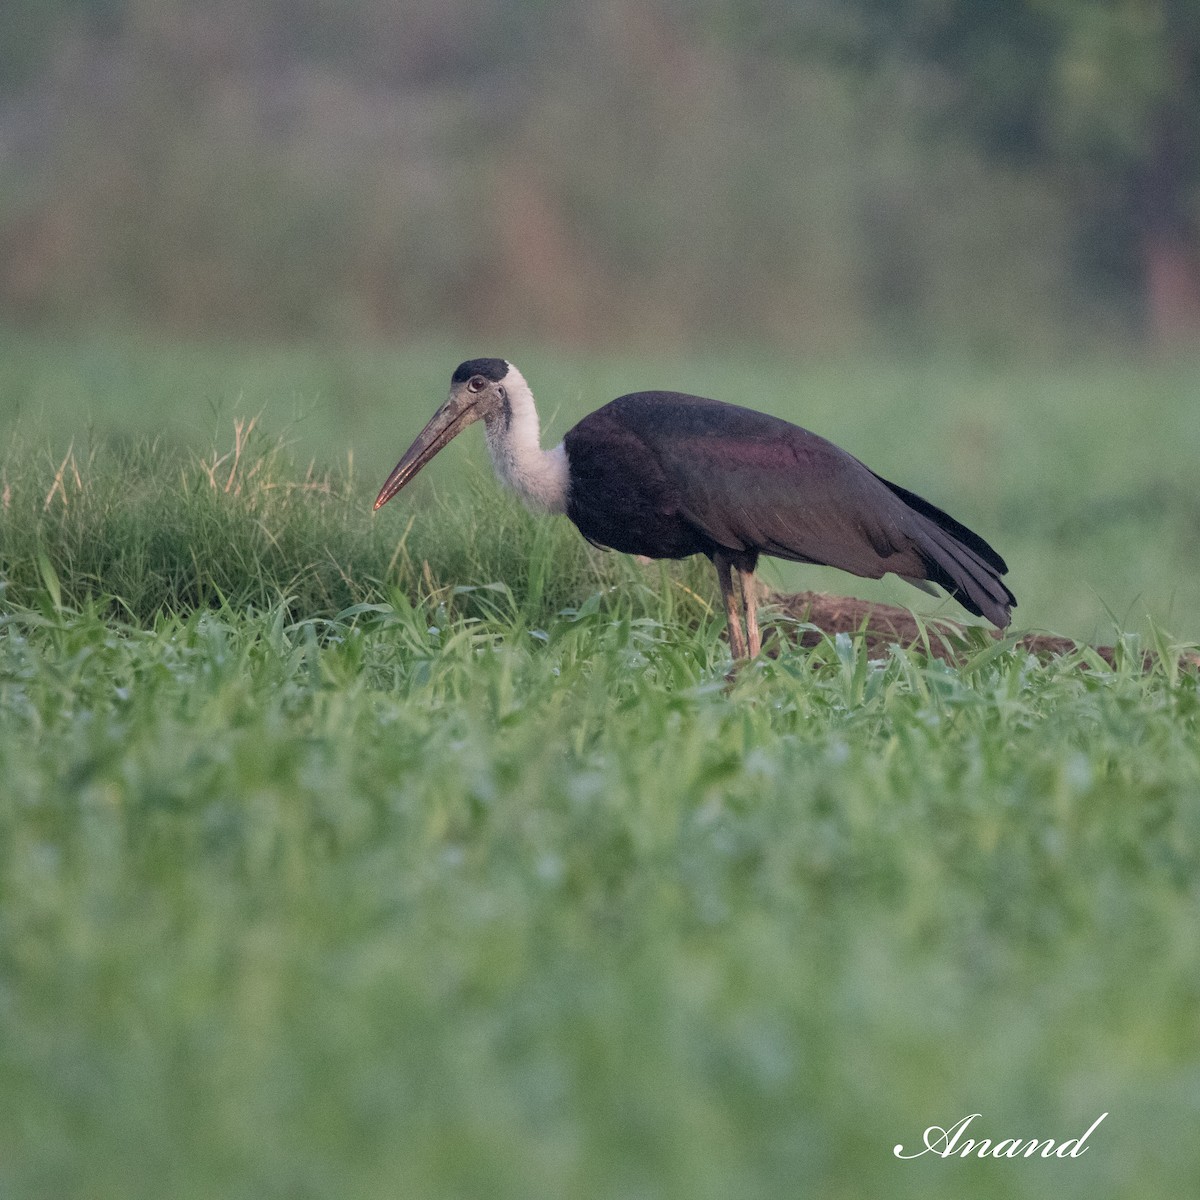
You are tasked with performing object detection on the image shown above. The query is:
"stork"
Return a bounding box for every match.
[374,359,1015,659]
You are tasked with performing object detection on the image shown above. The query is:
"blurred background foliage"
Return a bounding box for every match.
[2,0,1199,355]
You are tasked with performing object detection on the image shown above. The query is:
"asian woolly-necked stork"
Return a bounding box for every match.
[374,359,1015,658]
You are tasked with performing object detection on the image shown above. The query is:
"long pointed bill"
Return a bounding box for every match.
[373,397,477,510]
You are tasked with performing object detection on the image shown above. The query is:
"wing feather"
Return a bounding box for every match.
[569,391,1015,626]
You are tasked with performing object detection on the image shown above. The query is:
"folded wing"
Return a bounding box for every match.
[599,392,1015,627]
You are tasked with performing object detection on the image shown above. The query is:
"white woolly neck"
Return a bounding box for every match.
[482,363,569,515]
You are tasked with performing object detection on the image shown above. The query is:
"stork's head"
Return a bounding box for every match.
[374,358,513,510]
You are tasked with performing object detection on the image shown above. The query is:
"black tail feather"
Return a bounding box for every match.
[875,473,1009,574]
[870,470,1015,627]
[916,525,1016,628]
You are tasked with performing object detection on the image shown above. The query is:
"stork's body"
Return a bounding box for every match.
[375,359,1015,658]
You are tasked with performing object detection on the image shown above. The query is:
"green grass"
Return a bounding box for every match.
[2,602,1198,1199]
[3,327,1199,639]
[1,331,1200,1199]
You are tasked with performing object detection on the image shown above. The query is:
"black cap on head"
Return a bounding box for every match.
[451,358,509,385]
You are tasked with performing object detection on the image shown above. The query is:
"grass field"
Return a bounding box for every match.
[1,331,1199,1199]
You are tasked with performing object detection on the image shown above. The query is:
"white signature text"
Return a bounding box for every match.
[894,1112,1108,1160]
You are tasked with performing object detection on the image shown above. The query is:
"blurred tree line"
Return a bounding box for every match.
[1,0,1197,352]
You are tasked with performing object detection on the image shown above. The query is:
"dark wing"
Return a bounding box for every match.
[563,399,716,561]
[592,392,1016,627]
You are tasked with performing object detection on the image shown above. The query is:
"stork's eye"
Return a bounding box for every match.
[467,375,487,393]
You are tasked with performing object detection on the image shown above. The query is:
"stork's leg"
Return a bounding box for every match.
[738,567,761,658]
[714,553,748,660]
